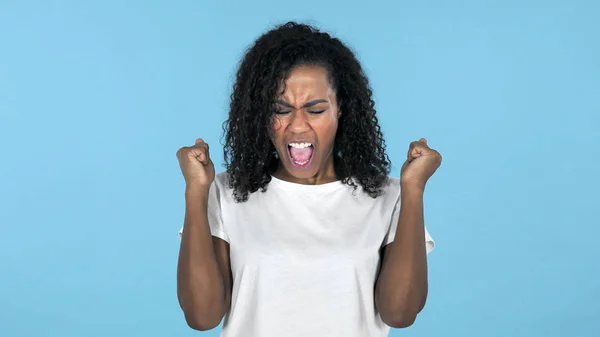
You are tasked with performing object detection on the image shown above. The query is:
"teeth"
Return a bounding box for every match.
[288,142,312,148]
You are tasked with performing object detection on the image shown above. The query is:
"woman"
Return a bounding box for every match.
[176,22,441,337]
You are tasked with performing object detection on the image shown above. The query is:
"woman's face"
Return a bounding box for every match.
[271,65,340,184]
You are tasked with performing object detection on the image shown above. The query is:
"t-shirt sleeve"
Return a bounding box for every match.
[178,180,229,242]
[383,191,435,254]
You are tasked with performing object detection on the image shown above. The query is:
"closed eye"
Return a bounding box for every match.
[275,110,291,115]
[308,110,326,114]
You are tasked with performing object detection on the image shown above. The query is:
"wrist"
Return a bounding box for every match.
[185,184,210,200]
[400,181,425,196]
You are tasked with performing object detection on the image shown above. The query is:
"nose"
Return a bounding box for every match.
[287,111,310,133]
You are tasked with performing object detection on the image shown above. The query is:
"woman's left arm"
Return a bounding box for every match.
[375,138,441,328]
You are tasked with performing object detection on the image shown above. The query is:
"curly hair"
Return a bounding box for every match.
[222,21,391,202]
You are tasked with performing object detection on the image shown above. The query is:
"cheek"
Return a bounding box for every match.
[270,116,284,142]
[326,122,339,145]
[326,112,340,138]
[314,115,339,145]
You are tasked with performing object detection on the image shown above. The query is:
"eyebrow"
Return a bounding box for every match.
[275,99,329,109]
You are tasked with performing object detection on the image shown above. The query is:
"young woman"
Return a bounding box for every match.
[176,22,441,337]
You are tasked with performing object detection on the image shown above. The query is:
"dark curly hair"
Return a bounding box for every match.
[222,21,391,202]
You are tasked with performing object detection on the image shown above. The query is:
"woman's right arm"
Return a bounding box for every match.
[177,187,232,331]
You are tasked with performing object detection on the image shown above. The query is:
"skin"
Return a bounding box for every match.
[375,138,442,327]
[271,65,341,185]
[176,65,442,330]
[176,139,232,331]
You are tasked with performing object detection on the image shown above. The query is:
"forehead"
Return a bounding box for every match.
[278,65,335,100]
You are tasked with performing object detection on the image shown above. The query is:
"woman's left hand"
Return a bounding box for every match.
[400,138,442,190]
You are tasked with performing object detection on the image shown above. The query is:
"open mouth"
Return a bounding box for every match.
[287,142,314,169]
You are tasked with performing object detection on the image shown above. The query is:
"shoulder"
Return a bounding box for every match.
[348,175,400,204]
[213,171,230,190]
[377,176,401,201]
[209,172,233,202]
[384,176,401,193]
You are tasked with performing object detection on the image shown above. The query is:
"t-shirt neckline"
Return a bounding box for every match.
[268,175,346,193]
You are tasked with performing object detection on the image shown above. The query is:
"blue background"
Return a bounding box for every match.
[1,1,598,336]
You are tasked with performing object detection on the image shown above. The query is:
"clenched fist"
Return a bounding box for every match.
[176,138,215,190]
[400,138,442,190]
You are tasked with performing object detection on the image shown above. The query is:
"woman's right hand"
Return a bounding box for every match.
[176,138,215,191]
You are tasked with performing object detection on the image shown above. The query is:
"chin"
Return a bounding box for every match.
[287,167,318,179]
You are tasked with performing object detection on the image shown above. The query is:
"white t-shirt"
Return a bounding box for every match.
[179,172,434,337]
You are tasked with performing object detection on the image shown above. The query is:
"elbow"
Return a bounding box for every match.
[377,296,424,329]
[376,284,427,328]
[381,310,418,328]
[178,292,226,331]
[184,312,221,331]
[181,302,224,331]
